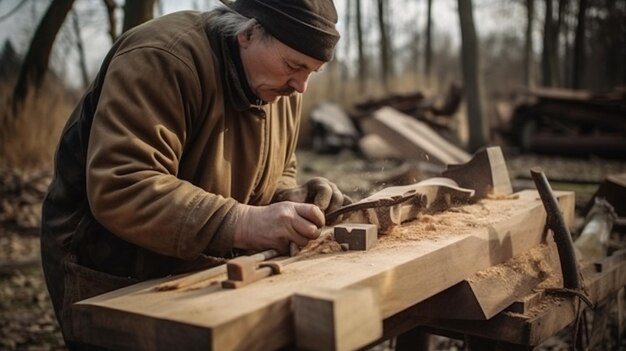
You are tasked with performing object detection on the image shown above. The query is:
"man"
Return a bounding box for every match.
[41,0,347,347]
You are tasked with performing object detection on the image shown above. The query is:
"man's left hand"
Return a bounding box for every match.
[273,177,351,213]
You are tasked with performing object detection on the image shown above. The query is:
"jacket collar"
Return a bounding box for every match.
[207,21,267,113]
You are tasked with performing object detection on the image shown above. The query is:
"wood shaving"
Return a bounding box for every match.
[300,229,343,255]
[487,192,520,200]
[470,244,556,283]
[381,197,518,245]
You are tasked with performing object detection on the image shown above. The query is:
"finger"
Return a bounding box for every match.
[312,182,333,211]
[325,183,344,213]
[290,231,310,247]
[294,203,325,228]
[291,214,321,240]
[275,240,291,255]
[342,195,353,205]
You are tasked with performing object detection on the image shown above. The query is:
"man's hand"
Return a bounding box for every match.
[233,202,325,254]
[273,177,350,213]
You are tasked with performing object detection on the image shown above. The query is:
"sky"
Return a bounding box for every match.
[0,0,529,88]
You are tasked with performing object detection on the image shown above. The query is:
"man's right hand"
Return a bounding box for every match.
[232,202,325,254]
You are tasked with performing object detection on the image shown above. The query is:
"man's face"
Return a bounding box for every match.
[238,26,325,103]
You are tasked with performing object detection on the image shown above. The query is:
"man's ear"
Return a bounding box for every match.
[237,28,253,49]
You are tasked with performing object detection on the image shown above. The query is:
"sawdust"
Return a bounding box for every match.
[470,244,556,283]
[379,197,518,245]
[300,229,344,255]
[487,192,520,200]
[302,196,521,254]
[465,243,568,319]
[506,294,564,319]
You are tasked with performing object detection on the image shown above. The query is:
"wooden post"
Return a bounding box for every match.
[292,287,382,351]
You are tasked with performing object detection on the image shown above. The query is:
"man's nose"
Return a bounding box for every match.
[289,72,311,93]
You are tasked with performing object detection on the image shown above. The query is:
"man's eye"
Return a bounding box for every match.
[285,61,298,73]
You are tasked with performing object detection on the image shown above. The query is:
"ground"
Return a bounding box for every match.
[1,150,625,350]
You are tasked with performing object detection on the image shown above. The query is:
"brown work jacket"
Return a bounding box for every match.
[40,10,301,341]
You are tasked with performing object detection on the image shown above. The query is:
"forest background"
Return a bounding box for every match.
[0,0,624,170]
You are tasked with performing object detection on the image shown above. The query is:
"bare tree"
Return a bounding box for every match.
[71,9,89,89]
[377,0,391,92]
[573,0,587,88]
[555,0,569,85]
[458,0,487,151]
[603,0,626,87]
[11,0,75,115]
[340,0,351,94]
[102,0,118,44]
[356,0,366,93]
[524,0,535,87]
[542,0,558,86]
[424,0,433,87]
[122,0,156,33]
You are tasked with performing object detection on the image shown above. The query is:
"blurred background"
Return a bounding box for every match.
[0,0,625,350]
[1,0,624,168]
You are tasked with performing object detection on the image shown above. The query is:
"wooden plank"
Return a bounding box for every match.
[527,87,595,101]
[292,287,381,351]
[72,190,574,350]
[361,107,470,166]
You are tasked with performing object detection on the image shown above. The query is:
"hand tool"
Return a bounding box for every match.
[325,177,474,233]
[153,249,278,291]
[324,147,512,233]
[222,254,302,289]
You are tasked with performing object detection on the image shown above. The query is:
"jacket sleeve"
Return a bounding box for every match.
[273,94,301,194]
[86,47,239,259]
[274,152,298,193]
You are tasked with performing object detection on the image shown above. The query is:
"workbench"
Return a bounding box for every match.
[71,190,625,350]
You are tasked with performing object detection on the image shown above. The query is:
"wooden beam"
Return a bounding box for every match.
[397,252,626,346]
[412,242,559,320]
[72,190,574,350]
[292,287,381,351]
[361,107,470,166]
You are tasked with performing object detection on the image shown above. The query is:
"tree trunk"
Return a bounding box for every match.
[340,0,351,98]
[356,0,366,93]
[573,0,587,89]
[122,0,155,33]
[542,0,558,86]
[604,0,626,86]
[458,0,487,152]
[72,10,90,89]
[11,0,75,115]
[524,0,535,87]
[102,0,118,44]
[555,0,568,85]
[424,0,433,87]
[377,0,391,92]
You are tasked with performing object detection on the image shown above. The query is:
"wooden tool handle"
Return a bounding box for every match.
[153,249,279,291]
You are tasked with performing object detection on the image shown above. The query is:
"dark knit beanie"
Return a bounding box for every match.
[223,0,340,62]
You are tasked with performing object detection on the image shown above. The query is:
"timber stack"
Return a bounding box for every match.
[508,86,626,158]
